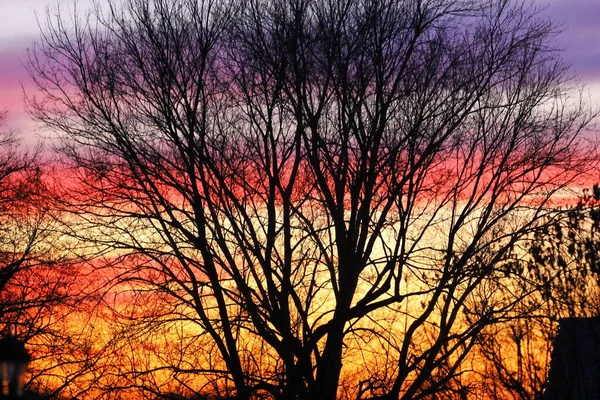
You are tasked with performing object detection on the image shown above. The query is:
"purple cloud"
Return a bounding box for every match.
[540,0,600,80]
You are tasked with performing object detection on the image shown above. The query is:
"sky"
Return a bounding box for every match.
[0,0,92,136]
[0,0,599,139]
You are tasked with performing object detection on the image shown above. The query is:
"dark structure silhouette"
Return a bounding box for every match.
[0,335,30,399]
[543,318,600,399]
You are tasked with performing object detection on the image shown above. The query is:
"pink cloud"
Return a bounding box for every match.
[0,46,32,129]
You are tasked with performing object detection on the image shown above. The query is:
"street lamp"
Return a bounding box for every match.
[0,335,30,399]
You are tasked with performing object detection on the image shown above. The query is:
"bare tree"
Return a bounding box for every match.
[0,112,106,399]
[0,111,42,296]
[27,0,597,398]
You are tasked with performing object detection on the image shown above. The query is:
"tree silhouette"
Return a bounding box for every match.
[472,187,600,400]
[0,112,108,399]
[0,111,42,296]
[27,0,597,398]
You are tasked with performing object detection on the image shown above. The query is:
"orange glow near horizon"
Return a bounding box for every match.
[6,157,594,399]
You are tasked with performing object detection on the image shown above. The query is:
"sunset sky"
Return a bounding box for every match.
[0,0,600,138]
[1,1,597,399]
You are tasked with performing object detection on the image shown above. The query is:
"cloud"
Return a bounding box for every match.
[0,46,37,136]
[0,1,48,43]
[539,0,600,80]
